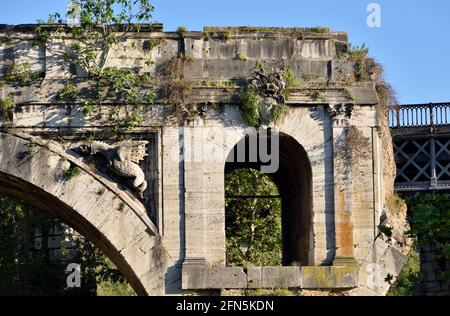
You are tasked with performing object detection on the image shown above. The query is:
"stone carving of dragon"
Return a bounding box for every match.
[79,141,148,198]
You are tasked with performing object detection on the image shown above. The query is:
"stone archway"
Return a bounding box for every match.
[225,130,313,266]
[0,132,176,296]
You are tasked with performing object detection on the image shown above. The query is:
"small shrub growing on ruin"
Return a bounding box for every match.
[81,99,96,116]
[0,95,15,121]
[239,86,261,127]
[378,224,393,243]
[236,53,247,61]
[118,202,126,211]
[308,26,330,33]
[309,90,325,101]
[220,30,232,42]
[177,26,187,34]
[143,39,160,51]
[283,67,302,88]
[3,62,44,86]
[63,165,81,181]
[348,43,369,61]
[271,104,289,122]
[56,83,80,101]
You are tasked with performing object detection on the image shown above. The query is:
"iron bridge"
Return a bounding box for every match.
[389,102,450,192]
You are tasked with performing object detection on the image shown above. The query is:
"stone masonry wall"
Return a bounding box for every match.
[0,25,408,295]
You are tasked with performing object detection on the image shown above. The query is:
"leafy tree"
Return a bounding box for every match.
[387,250,421,296]
[64,0,155,75]
[406,193,450,281]
[34,0,157,130]
[225,168,282,267]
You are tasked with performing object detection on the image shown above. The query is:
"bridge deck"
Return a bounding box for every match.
[389,103,450,193]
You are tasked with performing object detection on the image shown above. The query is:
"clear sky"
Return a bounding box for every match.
[1,0,449,104]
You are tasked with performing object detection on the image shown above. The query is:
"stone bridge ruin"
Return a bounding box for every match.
[0,25,410,295]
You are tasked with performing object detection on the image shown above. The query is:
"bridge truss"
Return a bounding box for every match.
[389,103,450,192]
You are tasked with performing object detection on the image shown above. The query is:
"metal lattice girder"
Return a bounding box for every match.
[395,140,431,182]
[435,139,450,179]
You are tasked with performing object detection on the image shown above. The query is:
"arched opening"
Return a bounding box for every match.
[225,131,313,266]
[225,168,282,267]
[0,132,172,296]
[0,172,140,296]
[0,193,134,296]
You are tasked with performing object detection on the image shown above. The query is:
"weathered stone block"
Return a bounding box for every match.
[208,267,247,289]
[300,266,359,289]
[182,264,247,289]
[182,260,209,290]
[247,267,262,289]
[261,266,300,289]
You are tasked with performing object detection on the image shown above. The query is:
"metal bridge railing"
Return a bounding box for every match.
[388,103,450,128]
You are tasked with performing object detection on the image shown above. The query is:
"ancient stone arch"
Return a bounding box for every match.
[0,25,411,295]
[0,131,176,296]
[225,130,313,266]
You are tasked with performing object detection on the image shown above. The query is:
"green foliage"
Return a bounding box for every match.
[225,169,282,267]
[271,104,289,122]
[56,83,80,101]
[97,277,135,296]
[0,196,69,295]
[220,30,232,42]
[348,43,369,61]
[32,1,157,131]
[406,193,450,281]
[3,62,44,86]
[309,90,325,101]
[0,95,15,121]
[63,165,81,180]
[144,38,160,51]
[308,26,330,33]
[177,26,187,34]
[378,224,393,243]
[0,35,13,44]
[94,67,155,129]
[81,99,96,115]
[387,250,421,296]
[61,0,154,75]
[239,86,261,127]
[283,67,302,88]
[236,53,247,61]
[353,58,379,82]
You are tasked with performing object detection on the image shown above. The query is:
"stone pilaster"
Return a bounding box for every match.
[328,104,358,266]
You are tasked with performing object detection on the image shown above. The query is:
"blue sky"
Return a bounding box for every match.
[1,0,449,104]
